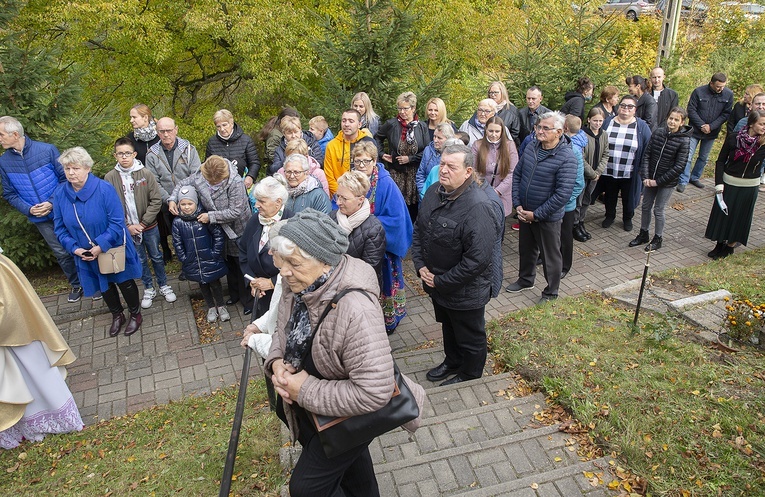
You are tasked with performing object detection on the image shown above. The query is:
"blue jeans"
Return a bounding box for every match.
[135,225,167,289]
[680,136,715,185]
[35,219,80,287]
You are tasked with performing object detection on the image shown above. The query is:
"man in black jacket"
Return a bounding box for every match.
[413,143,496,386]
[518,86,551,143]
[678,72,734,192]
[650,67,679,128]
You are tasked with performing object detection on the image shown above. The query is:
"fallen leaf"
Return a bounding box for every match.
[6,462,20,473]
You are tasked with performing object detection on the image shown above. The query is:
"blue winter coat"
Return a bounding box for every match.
[416,142,441,194]
[565,131,587,212]
[317,128,334,155]
[0,137,63,223]
[53,174,142,296]
[172,206,228,284]
[512,135,577,222]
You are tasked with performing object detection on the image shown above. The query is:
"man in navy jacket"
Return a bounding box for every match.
[507,111,576,304]
[0,116,83,302]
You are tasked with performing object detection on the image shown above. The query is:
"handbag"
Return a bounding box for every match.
[304,288,420,459]
[73,204,127,274]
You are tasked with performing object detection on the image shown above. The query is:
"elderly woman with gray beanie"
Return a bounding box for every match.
[265,209,425,497]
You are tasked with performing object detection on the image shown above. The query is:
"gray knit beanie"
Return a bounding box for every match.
[178,185,198,206]
[278,209,349,266]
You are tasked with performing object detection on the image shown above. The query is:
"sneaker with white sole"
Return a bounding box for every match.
[141,288,157,309]
[218,306,230,322]
[207,307,219,323]
[159,285,177,303]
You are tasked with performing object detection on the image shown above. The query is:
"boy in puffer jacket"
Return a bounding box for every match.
[172,186,229,322]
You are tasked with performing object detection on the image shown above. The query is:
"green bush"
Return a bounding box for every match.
[0,200,56,271]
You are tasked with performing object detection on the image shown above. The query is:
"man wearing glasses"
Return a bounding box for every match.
[506,112,576,304]
[324,109,375,197]
[145,117,201,266]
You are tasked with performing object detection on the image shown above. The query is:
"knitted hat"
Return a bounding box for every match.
[277,209,349,266]
[178,185,198,206]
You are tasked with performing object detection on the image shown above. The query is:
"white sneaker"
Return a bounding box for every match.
[141,288,157,309]
[218,306,230,322]
[159,285,177,303]
[206,307,218,323]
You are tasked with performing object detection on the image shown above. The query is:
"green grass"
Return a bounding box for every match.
[489,287,765,495]
[0,380,285,496]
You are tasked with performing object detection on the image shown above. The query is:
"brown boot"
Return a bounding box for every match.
[109,312,126,337]
[124,312,143,336]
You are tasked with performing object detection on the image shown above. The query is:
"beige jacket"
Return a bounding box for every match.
[266,255,425,442]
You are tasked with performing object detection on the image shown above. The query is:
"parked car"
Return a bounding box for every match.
[656,0,709,21]
[720,1,765,19]
[599,0,657,21]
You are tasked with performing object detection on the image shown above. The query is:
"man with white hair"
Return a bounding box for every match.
[0,116,85,302]
[507,111,576,304]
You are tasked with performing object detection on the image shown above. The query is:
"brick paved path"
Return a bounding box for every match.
[43,179,763,495]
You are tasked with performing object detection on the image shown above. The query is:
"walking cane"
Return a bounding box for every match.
[632,248,652,329]
[220,291,258,496]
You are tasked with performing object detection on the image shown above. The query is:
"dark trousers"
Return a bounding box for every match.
[102,279,140,315]
[598,175,634,222]
[158,204,175,257]
[225,255,252,310]
[199,279,224,308]
[432,301,486,380]
[560,210,575,274]
[517,219,563,297]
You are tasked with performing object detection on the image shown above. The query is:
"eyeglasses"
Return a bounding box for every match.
[619,104,636,109]
[352,158,374,167]
[158,128,176,134]
[284,170,306,177]
[333,194,357,204]
[397,106,412,112]
[477,108,494,115]
[534,124,557,132]
[114,152,135,158]
[488,91,500,96]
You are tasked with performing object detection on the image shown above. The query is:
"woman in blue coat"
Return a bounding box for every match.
[53,147,143,337]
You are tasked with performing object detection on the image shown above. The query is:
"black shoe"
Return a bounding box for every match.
[243,307,252,316]
[538,294,558,305]
[690,179,705,189]
[629,229,650,247]
[108,312,126,337]
[506,281,534,293]
[536,257,543,266]
[124,312,143,336]
[714,245,734,260]
[561,270,569,279]
[645,235,662,252]
[92,291,103,301]
[440,375,467,386]
[623,219,633,232]
[580,223,592,240]
[708,242,725,258]
[68,286,83,303]
[573,224,588,242]
[178,272,186,281]
[602,217,615,228]
[226,298,239,306]
[426,363,460,382]
[676,184,686,193]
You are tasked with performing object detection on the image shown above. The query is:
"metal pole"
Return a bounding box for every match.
[219,346,252,497]
[633,249,652,328]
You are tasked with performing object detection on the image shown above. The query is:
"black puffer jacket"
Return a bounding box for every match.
[205,123,261,180]
[640,125,691,187]
[412,178,495,310]
[559,91,586,123]
[715,130,765,184]
[330,210,386,276]
[172,206,228,284]
[269,131,324,174]
[636,92,659,131]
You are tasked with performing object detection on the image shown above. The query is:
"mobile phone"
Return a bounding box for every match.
[82,251,93,257]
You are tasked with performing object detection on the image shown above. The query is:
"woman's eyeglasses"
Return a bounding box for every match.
[333,194,356,204]
[352,159,374,167]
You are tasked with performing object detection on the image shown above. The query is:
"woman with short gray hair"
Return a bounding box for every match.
[280,153,331,214]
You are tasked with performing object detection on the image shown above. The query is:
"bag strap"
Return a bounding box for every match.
[315,288,374,330]
[72,203,127,248]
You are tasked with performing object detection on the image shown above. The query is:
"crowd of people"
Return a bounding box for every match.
[3,69,765,491]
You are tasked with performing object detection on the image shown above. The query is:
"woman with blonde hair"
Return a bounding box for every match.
[168,155,252,313]
[205,109,261,189]
[424,97,456,141]
[352,91,380,136]
[485,81,521,144]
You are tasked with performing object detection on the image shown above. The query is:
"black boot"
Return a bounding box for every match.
[580,222,592,240]
[573,223,588,242]
[645,235,662,252]
[708,242,725,258]
[715,245,734,260]
[629,229,650,247]
[109,312,126,337]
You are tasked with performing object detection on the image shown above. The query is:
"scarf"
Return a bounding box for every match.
[397,114,421,145]
[258,208,284,252]
[336,198,371,234]
[367,167,379,214]
[287,174,319,198]
[734,127,761,163]
[283,270,333,370]
[133,120,157,142]
[116,159,144,229]
[474,119,486,135]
